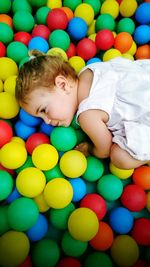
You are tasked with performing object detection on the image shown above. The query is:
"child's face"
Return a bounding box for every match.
[21,76,78,127]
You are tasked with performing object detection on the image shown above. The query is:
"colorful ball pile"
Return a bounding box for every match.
[0,0,150,266]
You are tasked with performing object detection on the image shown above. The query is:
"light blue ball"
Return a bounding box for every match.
[68,177,87,202]
[134,25,150,45]
[27,213,48,241]
[109,206,134,234]
[135,3,150,25]
[67,17,88,41]
[14,120,36,140]
[40,121,54,136]
[28,36,49,52]
[86,57,101,65]
[20,108,42,126]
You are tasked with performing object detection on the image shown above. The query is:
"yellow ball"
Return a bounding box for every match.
[16,167,46,198]
[127,41,137,56]
[68,207,99,241]
[59,150,87,178]
[87,20,96,36]
[0,57,18,81]
[88,33,96,42]
[3,75,17,95]
[103,48,122,61]
[0,141,27,169]
[101,0,119,19]
[0,231,30,267]
[120,0,138,17]
[11,136,25,146]
[44,178,73,208]
[47,0,62,8]
[69,56,85,74]
[0,79,3,92]
[122,53,134,60]
[47,47,68,61]
[32,144,59,171]
[109,162,134,179]
[74,3,94,26]
[0,92,20,119]
[34,193,50,213]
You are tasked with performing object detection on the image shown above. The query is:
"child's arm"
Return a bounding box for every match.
[78,109,112,158]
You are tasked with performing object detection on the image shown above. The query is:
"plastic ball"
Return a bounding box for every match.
[63,0,82,11]
[97,174,123,201]
[83,0,101,16]
[44,178,73,208]
[76,38,97,60]
[134,25,150,45]
[0,170,13,201]
[19,108,42,126]
[16,167,46,198]
[34,193,49,213]
[14,120,36,140]
[35,6,51,25]
[0,41,5,57]
[6,187,21,204]
[25,132,50,154]
[40,121,54,136]
[74,3,94,26]
[103,48,122,61]
[68,177,87,202]
[121,184,147,212]
[135,44,150,59]
[32,144,59,170]
[132,166,150,190]
[7,41,29,64]
[44,164,65,182]
[7,197,39,231]
[119,0,138,17]
[57,257,82,267]
[27,213,48,241]
[28,36,49,53]
[0,0,11,13]
[68,207,99,241]
[0,141,27,169]
[46,8,68,30]
[0,231,30,267]
[18,256,32,267]
[32,24,50,40]
[111,235,139,267]
[69,56,85,74]
[87,57,101,64]
[50,126,77,152]
[0,120,13,148]
[0,14,13,28]
[48,29,70,51]
[47,47,68,61]
[13,10,35,32]
[127,41,137,56]
[95,14,116,32]
[89,221,114,251]
[0,206,10,235]
[0,57,18,81]
[80,193,107,220]
[47,0,62,8]
[27,0,47,7]
[0,78,3,92]
[61,6,74,21]
[109,162,134,179]
[3,75,17,95]
[135,2,150,24]
[84,251,113,267]
[101,0,119,19]
[66,42,76,58]
[131,218,150,246]
[12,0,32,13]
[114,32,133,53]
[95,29,114,50]
[82,156,104,182]
[117,17,135,34]
[67,17,88,41]
[0,22,13,45]
[59,150,87,178]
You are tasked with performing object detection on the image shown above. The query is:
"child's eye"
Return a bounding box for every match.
[40,108,46,114]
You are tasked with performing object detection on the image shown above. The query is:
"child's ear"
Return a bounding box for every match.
[55,75,70,92]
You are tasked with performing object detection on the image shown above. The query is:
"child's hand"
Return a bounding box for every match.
[74,142,91,157]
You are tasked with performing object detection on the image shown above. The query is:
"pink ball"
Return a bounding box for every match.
[0,120,13,148]
[80,193,107,220]
[32,24,51,40]
[131,218,150,246]
[76,38,97,60]
[0,41,6,56]
[25,132,50,154]
[14,31,32,46]
[66,42,76,58]
[95,29,114,50]
[46,8,68,31]
[121,184,147,212]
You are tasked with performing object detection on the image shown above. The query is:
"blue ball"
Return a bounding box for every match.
[40,121,54,136]
[14,120,36,140]
[135,3,150,24]
[20,108,42,126]
[27,213,48,241]
[67,17,88,41]
[6,187,21,203]
[28,36,49,52]
[134,25,150,45]
[86,57,101,65]
[109,206,134,234]
[68,177,87,202]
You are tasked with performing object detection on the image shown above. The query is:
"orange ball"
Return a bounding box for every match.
[135,44,150,59]
[132,166,150,190]
[0,14,13,29]
[114,32,133,53]
[61,7,74,21]
[89,221,114,251]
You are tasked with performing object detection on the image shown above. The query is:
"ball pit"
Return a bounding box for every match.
[0,0,150,266]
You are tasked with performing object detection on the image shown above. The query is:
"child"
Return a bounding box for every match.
[15,50,150,170]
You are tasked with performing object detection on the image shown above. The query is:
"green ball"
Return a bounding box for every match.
[116,18,135,35]
[83,0,101,15]
[75,129,87,144]
[0,170,13,201]
[63,0,82,11]
[70,115,80,129]
[82,156,104,182]
[13,10,35,32]
[50,126,77,151]
[0,206,10,235]
[95,14,116,32]
[16,155,34,174]
[61,231,88,257]
[49,29,70,51]
[7,41,28,64]
[49,202,75,230]
[44,164,65,182]
[0,0,11,13]
[7,197,39,231]
[97,174,123,201]
[0,23,13,45]
[84,252,113,267]
[35,6,51,25]
[27,0,47,7]
[12,0,32,13]
[19,56,30,68]
[32,238,60,267]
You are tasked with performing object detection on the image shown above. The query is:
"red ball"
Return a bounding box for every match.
[46,8,68,31]
[66,42,76,58]
[0,41,6,57]
[95,29,114,50]
[14,31,32,46]
[80,193,107,220]
[131,218,150,246]
[56,257,82,267]
[120,184,147,212]
[76,38,97,61]
[18,256,32,267]
[132,259,150,267]
[0,120,13,148]
[0,163,15,176]
[25,132,50,154]
[32,24,51,40]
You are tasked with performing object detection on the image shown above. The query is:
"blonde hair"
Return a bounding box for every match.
[15,50,78,104]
